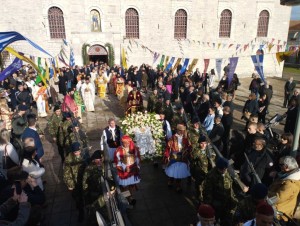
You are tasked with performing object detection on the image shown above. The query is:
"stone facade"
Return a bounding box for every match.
[1,0,292,77]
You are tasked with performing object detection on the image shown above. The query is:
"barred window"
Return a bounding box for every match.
[48,7,66,39]
[219,10,232,38]
[174,9,187,39]
[257,10,269,37]
[125,8,139,39]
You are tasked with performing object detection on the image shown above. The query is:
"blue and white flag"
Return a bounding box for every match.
[63,39,68,46]
[178,58,190,76]
[251,55,265,83]
[164,57,175,73]
[0,57,22,81]
[69,48,75,67]
[228,57,239,85]
[0,31,53,57]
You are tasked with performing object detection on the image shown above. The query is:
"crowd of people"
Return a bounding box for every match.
[0,60,299,226]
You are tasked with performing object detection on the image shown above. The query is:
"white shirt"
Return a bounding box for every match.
[22,158,45,190]
[0,143,19,178]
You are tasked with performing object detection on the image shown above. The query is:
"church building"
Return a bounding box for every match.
[1,0,292,77]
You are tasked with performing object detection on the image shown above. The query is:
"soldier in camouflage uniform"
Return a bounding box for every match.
[203,158,238,226]
[147,88,158,113]
[233,183,268,225]
[162,98,174,123]
[63,142,89,222]
[170,105,188,133]
[190,135,216,203]
[187,118,202,150]
[82,150,115,225]
[47,105,64,162]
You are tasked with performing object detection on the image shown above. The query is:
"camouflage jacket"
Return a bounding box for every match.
[47,114,63,138]
[63,153,86,190]
[203,167,238,209]
[171,113,187,130]
[190,147,215,175]
[187,128,201,150]
[147,94,158,112]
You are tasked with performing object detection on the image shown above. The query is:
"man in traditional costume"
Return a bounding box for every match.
[126,85,143,115]
[164,124,191,192]
[95,72,108,98]
[81,77,95,112]
[33,82,48,118]
[100,118,122,161]
[114,135,141,205]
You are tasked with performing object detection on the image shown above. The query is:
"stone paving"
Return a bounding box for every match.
[38,75,299,226]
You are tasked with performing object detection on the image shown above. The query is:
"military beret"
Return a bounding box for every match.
[216,157,229,169]
[192,117,200,124]
[53,105,60,112]
[251,183,268,200]
[18,104,28,111]
[198,135,207,143]
[71,142,81,152]
[256,202,274,216]
[91,150,103,161]
[198,204,215,218]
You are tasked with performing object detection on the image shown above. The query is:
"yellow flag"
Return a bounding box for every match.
[171,58,182,74]
[5,47,41,74]
[45,59,49,81]
[164,56,170,70]
[187,59,199,73]
[276,51,294,65]
[122,48,128,70]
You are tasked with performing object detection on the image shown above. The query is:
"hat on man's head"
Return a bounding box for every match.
[18,104,28,111]
[216,157,229,169]
[176,104,183,110]
[191,117,200,124]
[91,150,103,161]
[198,204,215,218]
[71,142,81,153]
[251,183,268,200]
[198,135,207,143]
[53,105,60,112]
[256,202,274,216]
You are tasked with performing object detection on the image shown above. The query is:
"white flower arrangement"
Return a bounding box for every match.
[121,112,165,156]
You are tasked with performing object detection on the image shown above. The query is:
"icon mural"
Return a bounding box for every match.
[91,10,101,32]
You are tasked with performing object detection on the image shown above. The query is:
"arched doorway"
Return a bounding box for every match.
[88,45,108,64]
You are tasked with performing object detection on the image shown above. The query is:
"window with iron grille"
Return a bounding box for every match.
[219,10,232,38]
[125,8,139,39]
[48,7,66,39]
[257,10,269,37]
[174,9,187,39]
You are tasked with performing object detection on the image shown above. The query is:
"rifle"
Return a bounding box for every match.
[244,153,282,225]
[201,130,248,192]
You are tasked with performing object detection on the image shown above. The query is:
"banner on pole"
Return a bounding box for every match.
[203,59,210,74]
[178,58,190,76]
[215,58,223,79]
[187,59,198,73]
[228,57,239,85]
[171,58,182,74]
[251,54,265,83]
[164,57,175,73]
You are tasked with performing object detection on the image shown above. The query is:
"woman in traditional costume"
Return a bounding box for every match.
[114,135,141,205]
[164,124,191,192]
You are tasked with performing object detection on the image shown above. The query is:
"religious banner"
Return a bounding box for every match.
[215,58,223,79]
[171,58,182,73]
[203,59,210,74]
[121,48,128,70]
[159,55,165,68]
[187,59,198,73]
[227,57,239,85]
[251,54,265,83]
[164,57,175,73]
[178,58,190,76]
[0,31,53,57]
[0,57,22,81]
[164,56,170,70]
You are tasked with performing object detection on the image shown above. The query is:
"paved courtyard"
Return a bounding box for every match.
[38,74,299,226]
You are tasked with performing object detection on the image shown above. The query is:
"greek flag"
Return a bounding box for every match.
[69,48,75,67]
[0,31,53,57]
[251,55,265,83]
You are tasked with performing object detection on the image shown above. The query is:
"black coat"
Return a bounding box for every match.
[240,149,273,186]
[243,99,258,115]
[284,106,298,134]
[209,123,224,150]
